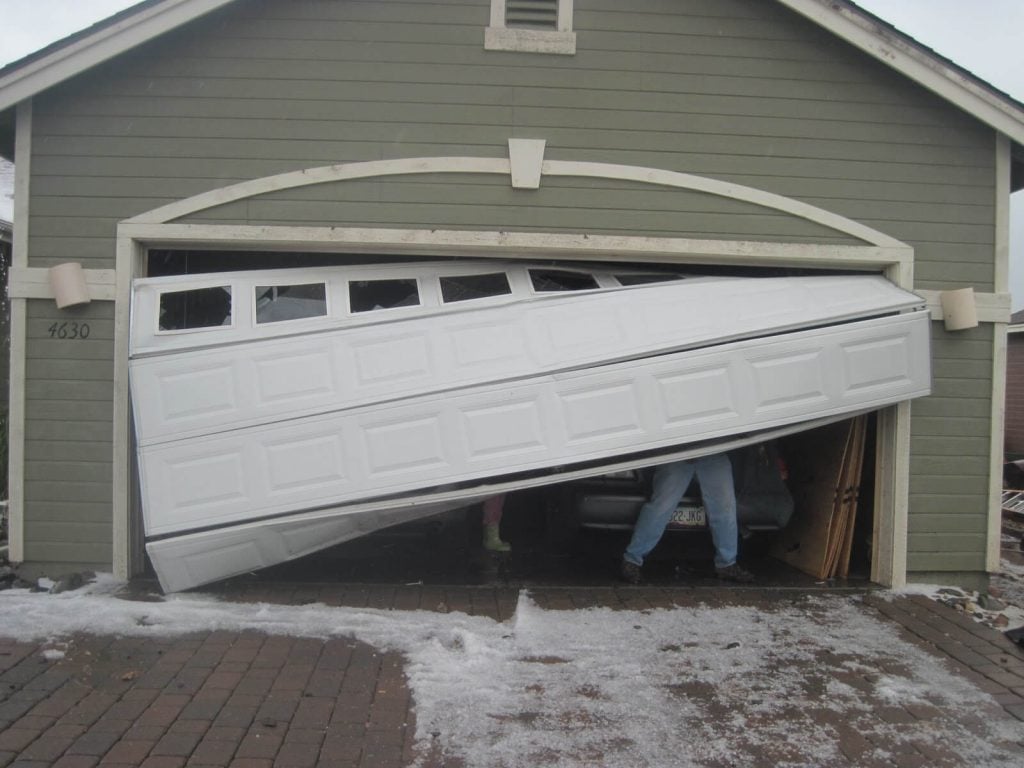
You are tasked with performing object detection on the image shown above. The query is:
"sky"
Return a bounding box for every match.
[1,0,1024,302]
[1,576,1023,766]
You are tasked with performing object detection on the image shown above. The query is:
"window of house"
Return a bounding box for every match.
[529,268,599,292]
[158,286,232,331]
[440,273,512,303]
[255,282,328,324]
[349,278,420,313]
[485,0,576,55]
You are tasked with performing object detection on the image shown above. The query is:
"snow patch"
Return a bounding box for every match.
[0,578,1021,766]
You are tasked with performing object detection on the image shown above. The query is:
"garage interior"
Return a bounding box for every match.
[134,250,888,591]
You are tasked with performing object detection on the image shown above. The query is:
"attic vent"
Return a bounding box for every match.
[485,0,576,55]
[506,0,558,30]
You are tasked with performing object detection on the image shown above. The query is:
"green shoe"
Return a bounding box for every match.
[483,524,511,552]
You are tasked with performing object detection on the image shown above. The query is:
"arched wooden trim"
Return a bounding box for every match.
[127,150,907,248]
[541,160,905,248]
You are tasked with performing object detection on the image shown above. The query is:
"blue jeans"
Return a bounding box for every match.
[623,453,738,569]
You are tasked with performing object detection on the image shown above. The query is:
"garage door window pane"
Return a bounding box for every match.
[349,279,420,313]
[440,273,512,303]
[614,273,681,286]
[255,283,327,324]
[529,269,599,292]
[159,286,232,330]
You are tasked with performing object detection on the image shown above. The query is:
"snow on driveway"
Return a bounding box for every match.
[1,576,1022,767]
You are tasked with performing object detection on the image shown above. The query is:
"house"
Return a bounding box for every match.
[0,0,1020,590]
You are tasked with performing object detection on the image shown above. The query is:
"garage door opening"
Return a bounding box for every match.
[125,249,921,593]
[177,412,878,589]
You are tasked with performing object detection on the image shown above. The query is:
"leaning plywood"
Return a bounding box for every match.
[138,310,931,538]
[773,414,868,580]
[835,416,868,579]
[771,420,853,578]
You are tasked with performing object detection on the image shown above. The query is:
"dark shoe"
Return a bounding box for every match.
[715,563,754,583]
[620,559,643,585]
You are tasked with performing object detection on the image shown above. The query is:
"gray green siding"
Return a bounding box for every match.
[908,324,995,574]
[20,0,1000,577]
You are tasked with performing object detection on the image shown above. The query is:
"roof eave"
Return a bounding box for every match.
[776,0,1024,147]
[0,0,238,114]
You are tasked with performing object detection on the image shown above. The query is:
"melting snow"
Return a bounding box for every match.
[0,575,1022,766]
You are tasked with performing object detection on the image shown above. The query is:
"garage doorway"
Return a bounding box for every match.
[129,248,898,590]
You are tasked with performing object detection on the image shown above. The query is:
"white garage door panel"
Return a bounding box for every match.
[145,410,883,593]
[147,500,466,594]
[139,310,930,537]
[130,273,922,445]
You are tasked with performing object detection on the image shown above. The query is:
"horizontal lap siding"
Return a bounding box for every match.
[21,300,114,566]
[907,324,994,574]
[23,0,996,573]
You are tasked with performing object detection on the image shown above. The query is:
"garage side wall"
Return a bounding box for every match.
[18,0,998,579]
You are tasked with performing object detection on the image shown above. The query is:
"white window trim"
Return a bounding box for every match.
[485,0,576,55]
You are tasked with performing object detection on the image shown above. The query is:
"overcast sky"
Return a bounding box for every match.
[2,0,1024,302]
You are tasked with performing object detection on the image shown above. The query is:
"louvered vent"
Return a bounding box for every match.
[505,0,559,30]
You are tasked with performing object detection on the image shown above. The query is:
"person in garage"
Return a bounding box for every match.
[620,452,754,584]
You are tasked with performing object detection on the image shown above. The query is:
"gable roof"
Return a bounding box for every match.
[2,0,1024,153]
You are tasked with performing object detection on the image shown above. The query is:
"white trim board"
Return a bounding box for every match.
[126,147,908,250]
[7,101,31,564]
[916,290,1012,325]
[8,267,117,301]
[988,135,1013,572]
[120,222,911,269]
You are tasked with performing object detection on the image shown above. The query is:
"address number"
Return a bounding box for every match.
[47,322,91,340]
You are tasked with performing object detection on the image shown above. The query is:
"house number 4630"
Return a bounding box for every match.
[47,322,91,340]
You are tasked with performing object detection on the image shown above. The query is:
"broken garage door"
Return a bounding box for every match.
[129,261,931,591]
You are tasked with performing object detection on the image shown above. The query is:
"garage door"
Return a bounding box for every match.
[130,261,930,591]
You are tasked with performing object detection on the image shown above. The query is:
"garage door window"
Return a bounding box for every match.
[440,272,512,303]
[614,273,682,286]
[158,286,231,331]
[529,268,599,292]
[349,279,420,313]
[255,283,328,324]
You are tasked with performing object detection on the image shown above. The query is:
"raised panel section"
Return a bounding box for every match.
[138,309,930,537]
[751,350,827,411]
[657,367,738,424]
[264,433,347,492]
[157,364,237,420]
[362,414,447,474]
[130,270,923,446]
[561,382,644,442]
[462,398,546,458]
